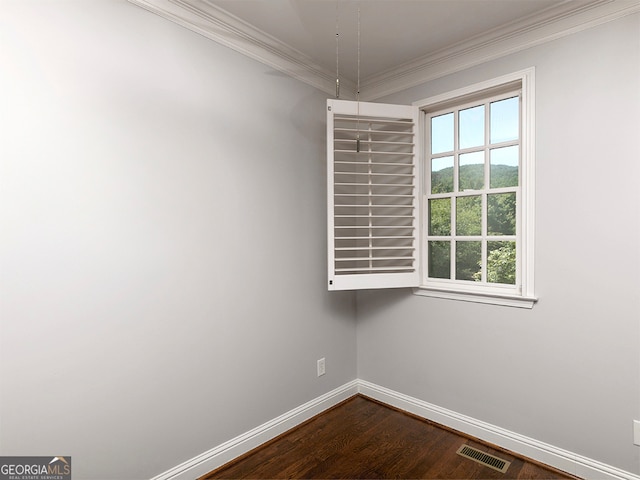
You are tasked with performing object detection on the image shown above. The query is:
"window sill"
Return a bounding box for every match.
[413,286,537,309]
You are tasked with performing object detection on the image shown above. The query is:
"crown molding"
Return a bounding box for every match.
[127,0,356,98]
[128,0,639,101]
[361,0,640,100]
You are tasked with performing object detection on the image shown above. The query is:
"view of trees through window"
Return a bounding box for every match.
[426,94,520,286]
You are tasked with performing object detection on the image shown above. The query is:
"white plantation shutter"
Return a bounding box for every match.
[327,99,420,291]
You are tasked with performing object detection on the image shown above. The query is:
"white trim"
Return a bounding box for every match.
[520,68,536,299]
[361,0,640,100]
[126,0,356,98]
[127,0,640,100]
[151,379,640,480]
[413,286,537,309]
[149,380,358,480]
[416,68,536,306]
[412,69,535,129]
[357,380,640,480]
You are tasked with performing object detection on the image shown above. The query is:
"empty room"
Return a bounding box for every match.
[1,1,639,479]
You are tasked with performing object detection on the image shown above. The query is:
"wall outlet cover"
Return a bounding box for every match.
[317,358,326,377]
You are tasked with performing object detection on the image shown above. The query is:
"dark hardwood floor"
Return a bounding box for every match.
[201,395,580,480]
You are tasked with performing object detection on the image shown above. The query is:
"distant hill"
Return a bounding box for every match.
[431,164,517,192]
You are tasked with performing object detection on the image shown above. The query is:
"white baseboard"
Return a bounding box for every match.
[151,379,639,480]
[357,380,640,480]
[150,380,358,480]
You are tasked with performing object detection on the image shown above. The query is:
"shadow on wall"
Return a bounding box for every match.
[354,287,415,321]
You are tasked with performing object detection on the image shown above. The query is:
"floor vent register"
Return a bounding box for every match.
[456,444,511,473]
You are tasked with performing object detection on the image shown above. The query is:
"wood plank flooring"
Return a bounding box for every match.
[201,395,580,480]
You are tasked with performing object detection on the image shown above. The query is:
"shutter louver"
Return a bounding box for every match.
[327,99,420,291]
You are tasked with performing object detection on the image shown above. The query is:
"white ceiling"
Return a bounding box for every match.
[129,0,640,99]
[207,0,561,82]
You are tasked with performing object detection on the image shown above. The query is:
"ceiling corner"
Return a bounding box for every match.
[129,0,639,101]
[361,0,640,100]
[127,0,355,97]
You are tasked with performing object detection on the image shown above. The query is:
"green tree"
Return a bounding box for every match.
[456,195,481,235]
[459,163,484,191]
[428,241,450,279]
[429,198,451,235]
[456,241,481,281]
[431,166,453,193]
[429,164,518,283]
[488,193,516,235]
[490,164,518,188]
[473,242,516,284]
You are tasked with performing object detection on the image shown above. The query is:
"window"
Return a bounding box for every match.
[327,69,536,308]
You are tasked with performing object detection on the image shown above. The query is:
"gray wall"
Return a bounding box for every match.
[2,1,639,479]
[359,12,640,474]
[0,2,356,479]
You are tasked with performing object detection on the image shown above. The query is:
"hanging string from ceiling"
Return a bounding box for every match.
[356,4,361,103]
[334,2,361,102]
[356,4,361,152]
[335,1,340,99]
[334,2,362,151]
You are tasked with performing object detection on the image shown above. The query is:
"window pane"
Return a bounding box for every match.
[456,195,481,236]
[431,156,454,193]
[459,151,484,191]
[456,241,481,281]
[429,198,451,236]
[431,113,454,154]
[428,241,450,279]
[459,105,484,150]
[490,96,519,144]
[490,145,519,188]
[487,241,516,284]
[488,193,516,235]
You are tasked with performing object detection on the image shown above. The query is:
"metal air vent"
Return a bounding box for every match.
[456,445,511,473]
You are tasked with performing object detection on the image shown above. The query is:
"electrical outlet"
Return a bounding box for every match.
[634,420,640,446]
[317,358,326,377]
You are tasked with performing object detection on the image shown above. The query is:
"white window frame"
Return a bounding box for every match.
[414,68,536,308]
